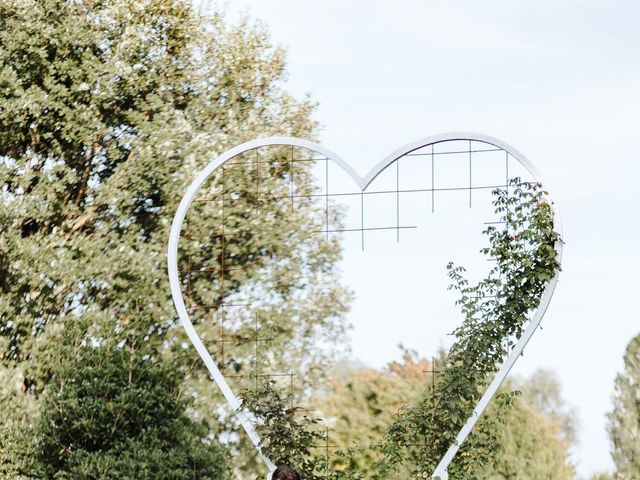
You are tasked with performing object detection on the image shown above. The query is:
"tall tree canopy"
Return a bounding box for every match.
[608,334,640,480]
[0,0,348,477]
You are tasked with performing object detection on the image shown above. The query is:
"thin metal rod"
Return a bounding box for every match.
[360,191,365,251]
[469,140,472,208]
[200,182,537,204]
[406,147,502,157]
[290,145,294,213]
[312,225,417,234]
[431,144,435,213]
[325,157,329,241]
[396,159,400,242]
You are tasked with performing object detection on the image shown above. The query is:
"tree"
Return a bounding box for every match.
[483,371,576,480]
[317,351,432,476]
[516,369,577,446]
[608,334,640,479]
[0,0,348,476]
[311,356,575,480]
[34,319,232,480]
[590,473,615,480]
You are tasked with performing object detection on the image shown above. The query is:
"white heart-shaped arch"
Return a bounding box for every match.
[167,132,563,479]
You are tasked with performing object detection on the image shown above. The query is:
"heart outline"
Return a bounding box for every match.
[167,132,563,479]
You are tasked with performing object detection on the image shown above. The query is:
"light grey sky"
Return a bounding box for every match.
[220,1,640,476]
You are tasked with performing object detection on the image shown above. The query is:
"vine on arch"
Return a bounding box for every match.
[242,180,561,479]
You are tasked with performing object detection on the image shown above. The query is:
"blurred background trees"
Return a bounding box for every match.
[316,353,576,479]
[607,334,640,480]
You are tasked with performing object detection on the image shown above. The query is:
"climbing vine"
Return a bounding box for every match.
[242,180,561,479]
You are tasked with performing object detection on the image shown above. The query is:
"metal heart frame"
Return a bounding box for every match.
[167,132,563,480]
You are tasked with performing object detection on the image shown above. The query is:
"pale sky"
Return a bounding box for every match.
[216,1,640,477]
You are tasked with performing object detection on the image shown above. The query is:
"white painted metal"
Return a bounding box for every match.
[167,133,562,480]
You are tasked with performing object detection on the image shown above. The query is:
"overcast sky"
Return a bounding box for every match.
[215,1,640,476]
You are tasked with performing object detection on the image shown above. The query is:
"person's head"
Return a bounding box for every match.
[272,467,301,480]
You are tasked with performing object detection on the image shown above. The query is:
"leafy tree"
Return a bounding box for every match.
[607,334,640,479]
[310,357,575,480]
[516,369,577,446]
[34,319,232,480]
[484,371,576,480]
[242,381,331,480]
[0,0,347,476]
[590,473,615,480]
[317,352,431,476]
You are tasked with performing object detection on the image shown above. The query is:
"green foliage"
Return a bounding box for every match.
[589,473,634,480]
[0,0,347,477]
[246,361,575,480]
[241,181,562,478]
[0,0,324,372]
[379,180,561,478]
[312,360,576,480]
[318,353,431,476]
[242,354,430,480]
[483,372,576,480]
[607,334,640,479]
[34,319,231,479]
[516,369,577,446]
[243,381,331,480]
[589,473,617,480]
